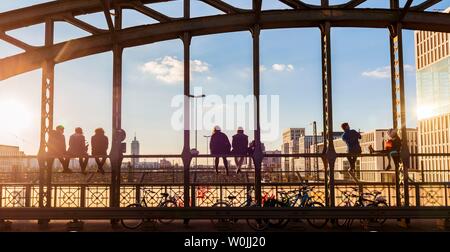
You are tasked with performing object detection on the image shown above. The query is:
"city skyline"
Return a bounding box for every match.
[1,0,449,156]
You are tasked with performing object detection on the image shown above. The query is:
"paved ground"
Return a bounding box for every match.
[1,219,449,232]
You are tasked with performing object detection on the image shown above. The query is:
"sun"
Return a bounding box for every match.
[417,105,436,120]
[0,99,32,133]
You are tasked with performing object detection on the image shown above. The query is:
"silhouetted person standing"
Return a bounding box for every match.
[210,125,231,175]
[341,122,361,173]
[91,128,108,174]
[232,126,248,174]
[48,125,71,173]
[68,127,89,174]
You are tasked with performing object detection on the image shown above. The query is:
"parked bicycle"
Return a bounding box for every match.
[336,187,388,229]
[210,187,270,231]
[121,189,182,229]
[263,183,328,229]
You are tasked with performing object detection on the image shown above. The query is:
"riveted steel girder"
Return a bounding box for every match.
[0,9,449,81]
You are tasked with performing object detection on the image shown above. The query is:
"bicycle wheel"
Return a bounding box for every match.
[210,202,231,226]
[158,200,177,224]
[335,218,354,229]
[366,201,388,225]
[265,200,289,228]
[306,201,329,229]
[246,204,269,231]
[121,203,144,229]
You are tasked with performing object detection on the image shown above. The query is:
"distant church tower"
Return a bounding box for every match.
[131,134,140,168]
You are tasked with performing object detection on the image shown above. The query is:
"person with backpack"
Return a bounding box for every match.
[368,128,402,170]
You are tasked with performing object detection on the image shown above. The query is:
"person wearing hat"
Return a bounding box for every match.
[231,126,248,174]
[48,125,71,173]
[210,125,231,175]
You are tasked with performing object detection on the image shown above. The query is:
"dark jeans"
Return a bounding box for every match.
[347,156,358,171]
[234,157,245,170]
[78,156,89,172]
[47,157,70,171]
[388,150,400,169]
[95,157,107,170]
[214,157,229,173]
[372,150,400,170]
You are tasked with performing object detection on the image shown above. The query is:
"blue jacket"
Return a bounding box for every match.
[342,129,362,153]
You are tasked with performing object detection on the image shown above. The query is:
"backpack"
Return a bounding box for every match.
[385,139,393,150]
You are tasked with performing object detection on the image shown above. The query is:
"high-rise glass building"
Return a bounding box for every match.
[415,8,450,182]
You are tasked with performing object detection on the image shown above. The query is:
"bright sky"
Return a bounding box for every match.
[0,0,449,156]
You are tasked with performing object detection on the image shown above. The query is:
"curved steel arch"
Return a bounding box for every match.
[1,8,450,80]
[0,0,449,220]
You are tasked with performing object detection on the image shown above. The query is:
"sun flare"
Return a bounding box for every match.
[0,99,32,133]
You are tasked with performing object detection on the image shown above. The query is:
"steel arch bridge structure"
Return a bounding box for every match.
[1,0,450,228]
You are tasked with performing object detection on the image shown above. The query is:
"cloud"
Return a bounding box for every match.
[141,56,209,84]
[272,64,294,72]
[362,64,414,79]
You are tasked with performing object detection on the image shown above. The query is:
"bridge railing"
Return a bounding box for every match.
[0,153,449,209]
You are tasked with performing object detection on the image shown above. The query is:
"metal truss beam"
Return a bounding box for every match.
[1,9,449,81]
[251,23,263,206]
[411,0,442,11]
[320,22,336,207]
[0,0,171,32]
[100,0,115,31]
[109,7,123,215]
[181,0,192,209]
[37,20,55,225]
[389,22,410,210]
[61,15,105,35]
[121,1,174,22]
[281,0,368,9]
[0,32,35,51]
[280,0,316,9]
[200,0,247,14]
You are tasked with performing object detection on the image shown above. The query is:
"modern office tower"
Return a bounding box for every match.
[415,9,450,182]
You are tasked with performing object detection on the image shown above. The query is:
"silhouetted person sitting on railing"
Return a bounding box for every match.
[368,128,401,171]
[210,125,231,175]
[48,125,72,173]
[341,122,362,173]
[91,128,108,174]
[232,126,248,174]
[68,127,89,174]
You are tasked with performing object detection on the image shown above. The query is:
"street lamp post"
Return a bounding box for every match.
[203,135,211,167]
[188,94,205,168]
